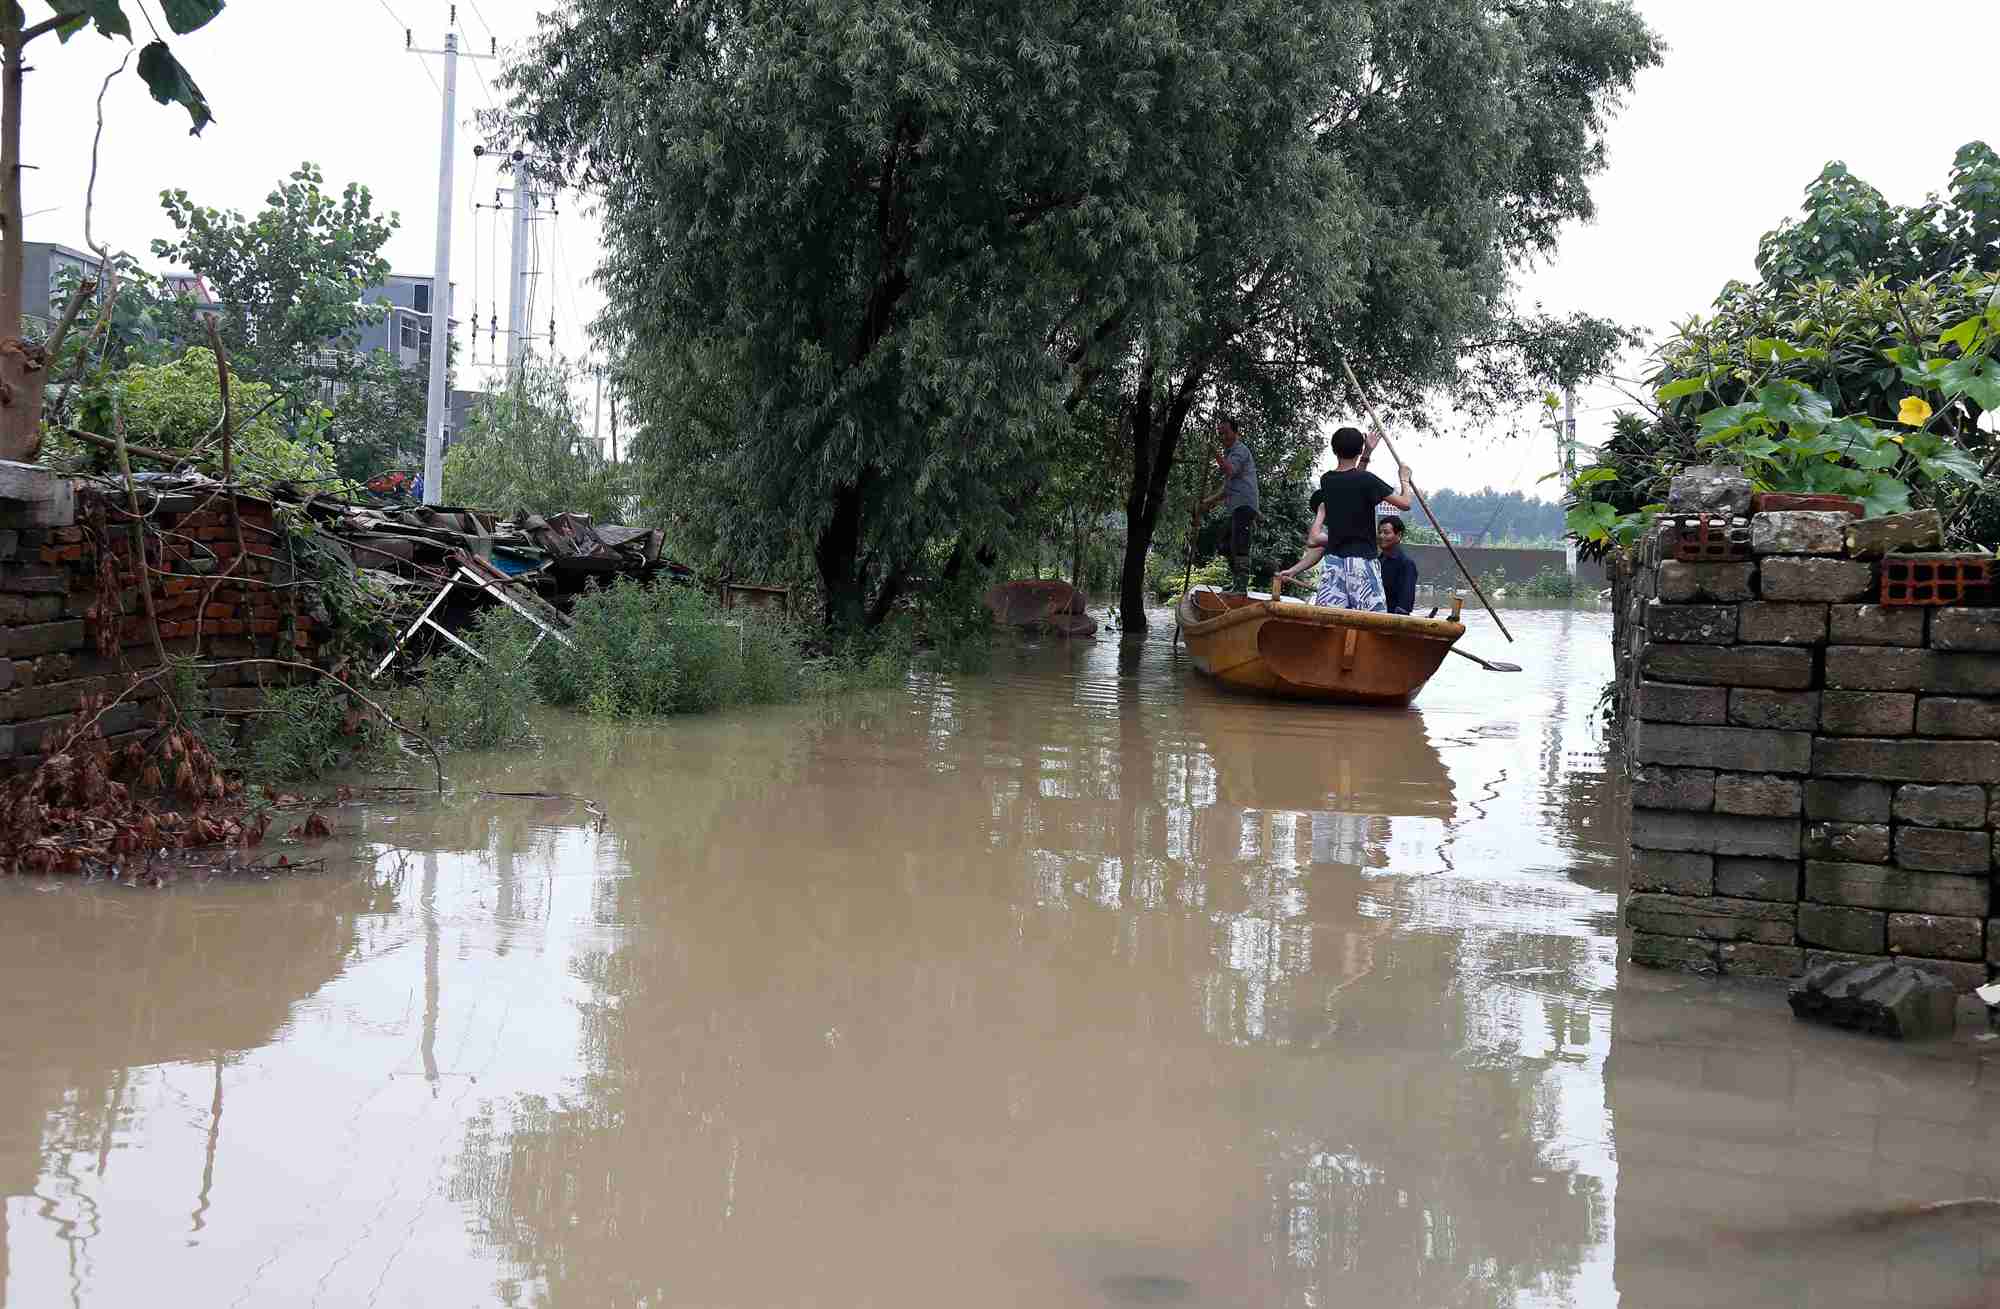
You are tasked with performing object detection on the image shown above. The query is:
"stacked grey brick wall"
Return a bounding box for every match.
[1621,501,1999,990]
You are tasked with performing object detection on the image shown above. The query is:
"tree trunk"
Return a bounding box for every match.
[816,481,866,632]
[0,20,44,463]
[1117,353,1160,628]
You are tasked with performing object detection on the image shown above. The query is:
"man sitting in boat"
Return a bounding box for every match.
[1377,515,1418,615]
[1196,414,1259,595]
[1273,427,1414,611]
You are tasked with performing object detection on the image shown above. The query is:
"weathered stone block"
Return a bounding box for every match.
[1719,942,1805,978]
[1759,557,1874,603]
[0,619,84,660]
[1728,688,1819,731]
[1630,849,1714,896]
[1714,772,1803,817]
[1645,602,1736,644]
[1825,645,2000,695]
[1798,903,1886,953]
[1891,784,1987,830]
[1843,510,1943,558]
[1626,893,1796,944]
[1894,826,1992,874]
[1630,932,1718,974]
[1818,690,1916,736]
[1633,722,1812,774]
[0,660,11,693]
[1803,861,1989,916]
[1930,608,2000,653]
[1803,778,1892,823]
[1891,956,1988,993]
[1887,913,1982,962]
[1633,808,1800,858]
[1630,765,1713,812]
[1805,822,1890,864]
[1737,601,1828,644]
[1668,465,1753,516]
[1636,680,1726,725]
[1915,697,2000,739]
[1812,737,2000,784]
[1987,919,2000,966]
[1788,958,1959,1035]
[1640,643,1814,689]
[1715,856,1799,902]
[1752,510,1849,556]
[0,529,15,560]
[1656,560,1756,603]
[0,568,67,595]
[1828,604,1926,647]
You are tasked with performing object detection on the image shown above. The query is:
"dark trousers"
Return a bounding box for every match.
[1228,505,1256,593]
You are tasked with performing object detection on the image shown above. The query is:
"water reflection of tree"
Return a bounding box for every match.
[0,864,399,1301]
[450,640,1605,1307]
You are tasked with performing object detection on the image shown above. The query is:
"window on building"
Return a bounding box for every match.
[400,315,420,350]
[412,284,431,315]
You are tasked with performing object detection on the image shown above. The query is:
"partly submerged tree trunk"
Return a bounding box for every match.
[815,481,867,633]
[0,20,44,463]
[1116,353,1205,630]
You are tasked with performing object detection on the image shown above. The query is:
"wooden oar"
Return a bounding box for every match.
[1279,574,1520,672]
[1337,356,1514,644]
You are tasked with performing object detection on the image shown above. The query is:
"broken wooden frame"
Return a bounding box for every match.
[373,553,576,680]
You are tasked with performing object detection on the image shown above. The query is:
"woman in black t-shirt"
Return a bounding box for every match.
[1276,427,1413,611]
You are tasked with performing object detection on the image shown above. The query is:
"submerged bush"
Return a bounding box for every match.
[404,608,542,749]
[240,679,394,785]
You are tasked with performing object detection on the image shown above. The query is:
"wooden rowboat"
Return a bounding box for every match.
[1175,587,1465,705]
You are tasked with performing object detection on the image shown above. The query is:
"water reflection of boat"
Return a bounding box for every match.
[1186,695,1455,823]
[1176,587,1464,705]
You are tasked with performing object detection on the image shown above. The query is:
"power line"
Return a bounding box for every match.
[374,0,441,93]
[463,0,500,46]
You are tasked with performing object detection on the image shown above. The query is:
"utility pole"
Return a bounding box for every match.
[410,11,492,506]
[506,184,533,376]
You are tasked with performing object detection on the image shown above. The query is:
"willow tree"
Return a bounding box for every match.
[1,0,223,462]
[506,0,1656,631]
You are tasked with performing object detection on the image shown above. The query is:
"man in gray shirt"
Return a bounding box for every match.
[1198,413,1258,594]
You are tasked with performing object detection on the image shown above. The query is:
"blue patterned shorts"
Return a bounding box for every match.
[1316,555,1386,612]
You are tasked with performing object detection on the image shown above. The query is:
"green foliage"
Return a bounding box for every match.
[507,0,1660,632]
[240,680,392,787]
[323,349,428,483]
[406,609,540,750]
[440,360,630,520]
[37,0,222,134]
[1520,565,1577,600]
[70,347,348,487]
[152,164,398,393]
[1756,143,2000,285]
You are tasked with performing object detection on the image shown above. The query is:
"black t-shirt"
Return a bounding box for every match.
[1315,468,1395,557]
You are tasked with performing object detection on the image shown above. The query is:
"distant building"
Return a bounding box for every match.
[21,241,105,329]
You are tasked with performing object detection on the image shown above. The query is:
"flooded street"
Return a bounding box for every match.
[5,605,1999,1307]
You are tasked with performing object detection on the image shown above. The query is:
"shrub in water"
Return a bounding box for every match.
[407,607,541,749]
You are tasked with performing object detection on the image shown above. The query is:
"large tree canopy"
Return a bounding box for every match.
[506,0,1659,629]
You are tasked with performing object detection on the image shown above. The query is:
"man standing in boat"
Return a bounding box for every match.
[1376,514,1418,615]
[1197,414,1259,595]
[1274,426,1414,611]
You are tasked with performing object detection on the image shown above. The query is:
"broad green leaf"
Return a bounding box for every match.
[1571,467,1619,489]
[47,0,128,40]
[160,0,224,36]
[1697,402,1757,435]
[137,40,213,135]
[1655,375,1706,403]
[1938,315,1983,354]
[1959,373,2000,412]
[1746,336,1803,362]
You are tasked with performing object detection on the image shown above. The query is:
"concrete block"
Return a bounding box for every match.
[1894,826,1991,874]
[1915,697,2000,738]
[1797,903,1887,953]
[1788,958,1958,1035]
[1645,602,1737,644]
[1803,778,1892,823]
[1812,736,2000,784]
[1986,919,2000,966]
[1626,893,1796,944]
[1630,765,1714,812]
[1828,604,1927,646]
[1752,510,1849,555]
[1656,560,1756,603]
[1887,913,1983,962]
[1891,784,1987,830]
[1929,607,2000,653]
[1630,932,1719,974]
[1714,772,1803,817]
[1825,645,2000,695]
[1727,688,1819,731]
[1817,690,1916,736]
[1633,722,1812,773]
[1843,509,1943,558]
[0,619,84,660]
[1889,956,1988,993]
[1737,601,1828,644]
[1719,942,1805,978]
[1640,643,1813,689]
[1630,849,1715,896]
[1803,861,1989,916]
[1636,680,1727,725]
[1805,822,1890,864]
[1758,557,1874,602]
[1715,856,1799,902]
[0,461,76,527]
[1668,465,1753,515]
[1633,808,1800,858]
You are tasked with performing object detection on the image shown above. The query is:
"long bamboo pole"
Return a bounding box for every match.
[1338,356,1513,644]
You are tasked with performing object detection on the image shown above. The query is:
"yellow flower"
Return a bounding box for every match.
[1897,396,1933,427]
[1888,434,1906,446]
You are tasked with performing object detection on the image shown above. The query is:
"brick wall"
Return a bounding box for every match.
[1620,506,1999,989]
[0,484,332,775]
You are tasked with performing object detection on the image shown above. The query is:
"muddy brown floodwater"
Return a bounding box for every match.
[4,604,1999,1307]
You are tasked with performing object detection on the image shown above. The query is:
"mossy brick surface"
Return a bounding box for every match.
[1737,602,1828,645]
[1640,643,1814,689]
[1803,779,1892,823]
[1757,557,1873,603]
[1636,680,1727,725]
[1751,511,1849,555]
[1656,561,1756,603]
[1797,903,1886,954]
[1714,772,1803,817]
[1803,861,1989,916]
[1715,857,1800,902]
[1812,737,2000,784]
[1892,826,1992,874]
[1891,785,1987,830]
[1633,808,1800,858]
[1729,689,1820,731]
[1630,765,1714,812]
[1630,849,1714,896]
[1626,893,1796,944]
[1828,604,1926,646]
[1914,698,2000,739]
[1825,646,2000,695]
[1929,608,2000,653]
[1887,913,1983,962]
[1805,822,1890,864]
[1818,691,1916,737]
[1645,603,1737,644]
[1633,723,1811,773]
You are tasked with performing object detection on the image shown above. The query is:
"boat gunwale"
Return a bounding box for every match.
[1176,588,1466,643]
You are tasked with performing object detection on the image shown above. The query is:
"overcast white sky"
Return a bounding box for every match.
[18,1,2000,494]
